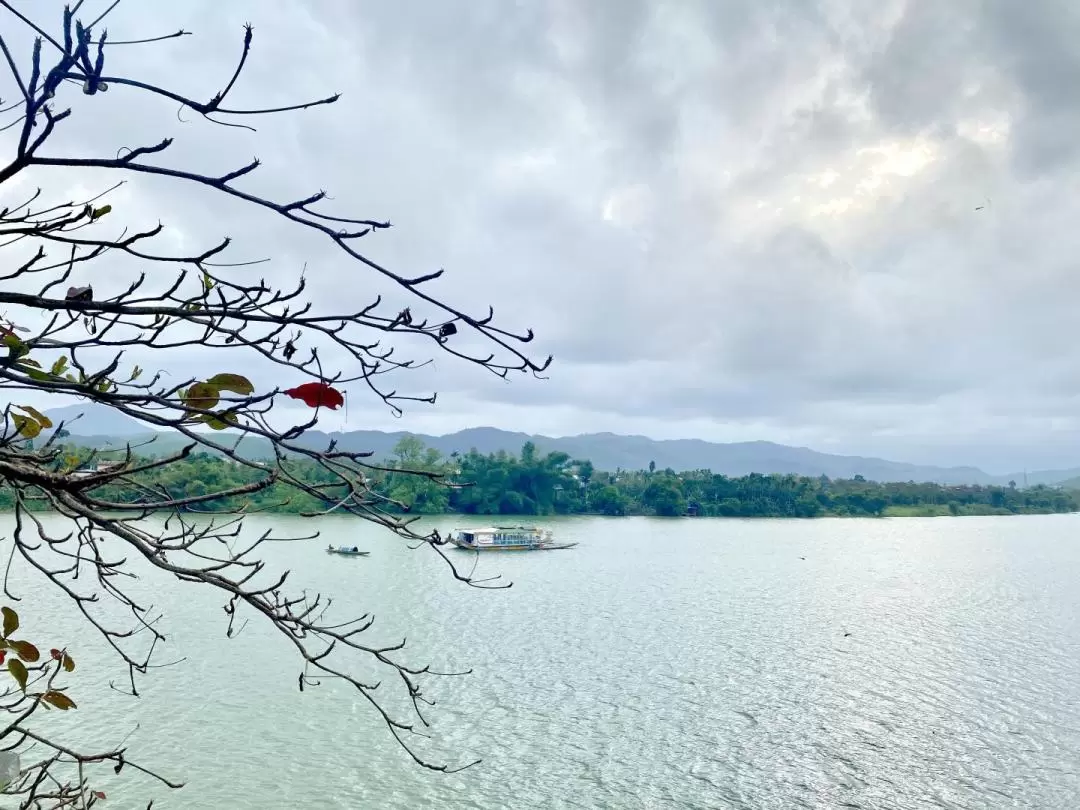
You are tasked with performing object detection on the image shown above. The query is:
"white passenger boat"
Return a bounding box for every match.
[447,526,577,551]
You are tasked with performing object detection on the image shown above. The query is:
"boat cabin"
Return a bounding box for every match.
[451,526,552,550]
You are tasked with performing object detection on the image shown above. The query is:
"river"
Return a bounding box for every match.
[3,513,1079,809]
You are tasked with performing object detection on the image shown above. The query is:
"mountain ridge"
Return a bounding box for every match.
[34,402,1078,486]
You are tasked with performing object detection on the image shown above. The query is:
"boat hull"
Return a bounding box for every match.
[448,527,576,552]
[450,540,578,551]
[325,548,369,557]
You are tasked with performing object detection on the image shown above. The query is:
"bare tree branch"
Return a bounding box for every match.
[0,3,545,805]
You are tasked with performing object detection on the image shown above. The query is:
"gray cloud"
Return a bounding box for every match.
[4,0,1080,472]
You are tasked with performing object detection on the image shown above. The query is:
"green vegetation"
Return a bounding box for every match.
[11,438,1076,519]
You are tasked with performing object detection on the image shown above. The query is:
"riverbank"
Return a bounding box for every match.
[881,504,1070,517]
[0,504,1074,521]
[7,438,1077,520]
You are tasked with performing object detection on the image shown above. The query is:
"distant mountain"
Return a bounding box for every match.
[278,429,1080,487]
[1012,468,1080,487]
[209,427,976,483]
[29,417,1080,487]
[44,403,157,436]
[1054,475,1080,491]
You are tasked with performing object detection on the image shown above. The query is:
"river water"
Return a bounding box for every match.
[3,513,1080,809]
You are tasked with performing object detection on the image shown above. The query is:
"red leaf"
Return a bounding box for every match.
[0,651,5,665]
[50,648,62,660]
[93,790,106,800]
[283,382,344,410]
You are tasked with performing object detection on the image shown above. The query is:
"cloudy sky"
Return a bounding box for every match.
[4,0,1080,473]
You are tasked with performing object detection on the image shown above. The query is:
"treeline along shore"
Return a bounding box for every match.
[4,437,1077,519]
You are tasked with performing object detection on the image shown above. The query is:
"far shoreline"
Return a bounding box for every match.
[3,507,1074,521]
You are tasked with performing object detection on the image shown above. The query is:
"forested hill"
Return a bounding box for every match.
[10,436,1076,519]
[38,403,1080,486]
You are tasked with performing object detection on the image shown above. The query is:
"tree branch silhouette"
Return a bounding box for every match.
[0,3,547,805]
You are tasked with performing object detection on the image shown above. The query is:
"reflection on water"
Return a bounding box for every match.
[4,513,1080,809]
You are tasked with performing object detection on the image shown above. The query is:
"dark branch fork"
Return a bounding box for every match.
[0,2,543,805]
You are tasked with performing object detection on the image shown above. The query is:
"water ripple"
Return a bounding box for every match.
[3,513,1079,808]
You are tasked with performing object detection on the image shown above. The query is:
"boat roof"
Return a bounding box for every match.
[453,526,544,533]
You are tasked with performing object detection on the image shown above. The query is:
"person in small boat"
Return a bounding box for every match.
[351,546,359,552]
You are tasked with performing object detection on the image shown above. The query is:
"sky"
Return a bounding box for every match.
[3,0,1080,474]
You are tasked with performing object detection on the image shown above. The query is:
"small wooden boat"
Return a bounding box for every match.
[448,526,577,551]
[326,545,369,557]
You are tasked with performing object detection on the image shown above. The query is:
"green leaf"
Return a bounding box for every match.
[181,382,220,411]
[90,204,112,219]
[11,414,41,439]
[18,365,54,383]
[7,659,27,691]
[10,640,39,662]
[50,355,69,375]
[205,373,254,396]
[62,653,75,673]
[42,690,76,710]
[15,406,51,429]
[3,334,28,359]
[2,607,18,638]
[196,411,239,430]
[128,365,142,382]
